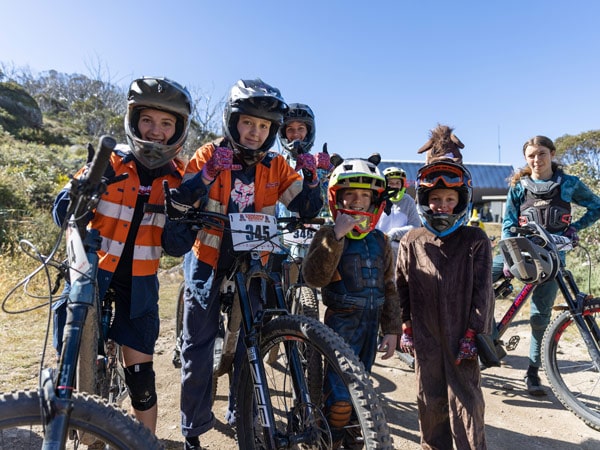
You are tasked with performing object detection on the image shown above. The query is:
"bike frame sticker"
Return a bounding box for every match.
[66,216,91,283]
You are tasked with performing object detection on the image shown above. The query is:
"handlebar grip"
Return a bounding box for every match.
[84,135,116,185]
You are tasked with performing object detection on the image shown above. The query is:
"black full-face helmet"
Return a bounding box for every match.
[415,161,473,237]
[223,78,288,167]
[278,103,316,158]
[125,76,192,169]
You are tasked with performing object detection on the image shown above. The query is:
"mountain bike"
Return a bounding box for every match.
[494,222,600,431]
[0,135,161,449]
[173,216,327,405]
[164,192,393,449]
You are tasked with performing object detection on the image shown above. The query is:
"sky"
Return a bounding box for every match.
[2,0,600,171]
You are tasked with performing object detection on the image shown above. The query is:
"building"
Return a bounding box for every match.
[379,160,515,222]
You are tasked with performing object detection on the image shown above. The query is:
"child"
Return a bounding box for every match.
[162,78,323,450]
[396,160,494,449]
[52,76,192,433]
[302,155,400,449]
[375,166,421,265]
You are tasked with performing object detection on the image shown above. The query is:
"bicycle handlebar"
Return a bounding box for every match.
[84,135,116,186]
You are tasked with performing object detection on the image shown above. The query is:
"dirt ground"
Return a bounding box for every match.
[2,268,600,449]
[147,272,600,450]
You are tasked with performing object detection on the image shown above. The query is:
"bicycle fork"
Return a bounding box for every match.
[41,228,101,449]
[236,271,316,449]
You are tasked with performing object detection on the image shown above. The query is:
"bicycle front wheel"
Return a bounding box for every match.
[542,298,600,431]
[236,314,392,449]
[0,389,162,449]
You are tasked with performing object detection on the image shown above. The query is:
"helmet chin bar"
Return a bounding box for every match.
[337,208,378,234]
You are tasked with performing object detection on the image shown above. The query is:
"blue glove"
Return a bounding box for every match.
[563,226,579,247]
[455,329,478,365]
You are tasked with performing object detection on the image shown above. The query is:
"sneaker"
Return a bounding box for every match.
[225,408,236,426]
[184,436,202,450]
[525,374,547,396]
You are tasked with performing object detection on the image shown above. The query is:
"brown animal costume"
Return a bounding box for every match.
[417,124,464,164]
[396,148,494,449]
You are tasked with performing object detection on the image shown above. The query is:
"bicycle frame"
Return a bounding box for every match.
[39,136,116,448]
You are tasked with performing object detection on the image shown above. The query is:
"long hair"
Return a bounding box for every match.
[509,135,562,186]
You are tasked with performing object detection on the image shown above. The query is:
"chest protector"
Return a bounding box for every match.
[519,170,571,233]
[321,231,386,309]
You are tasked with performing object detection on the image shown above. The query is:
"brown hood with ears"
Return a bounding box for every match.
[417,124,464,164]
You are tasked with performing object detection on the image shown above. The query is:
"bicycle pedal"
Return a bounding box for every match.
[506,335,520,351]
[552,304,569,311]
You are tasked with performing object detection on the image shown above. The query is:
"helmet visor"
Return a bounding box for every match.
[419,163,467,188]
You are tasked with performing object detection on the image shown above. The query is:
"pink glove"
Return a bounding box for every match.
[455,329,478,365]
[563,226,579,247]
[316,143,332,171]
[294,153,318,184]
[202,147,242,181]
[398,327,414,355]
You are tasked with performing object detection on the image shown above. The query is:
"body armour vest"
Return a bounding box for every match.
[321,230,386,309]
[519,170,571,233]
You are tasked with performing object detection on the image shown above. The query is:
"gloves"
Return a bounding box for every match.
[563,226,579,247]
[164,173,207,220]
[502,263,514,279]
[316,143,332,171]
[294,153,318,185]
[398,327,414,355]
[455,329,478,365]
[202,147,241,182]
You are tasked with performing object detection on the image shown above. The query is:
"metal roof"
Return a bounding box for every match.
[379,160,515,204]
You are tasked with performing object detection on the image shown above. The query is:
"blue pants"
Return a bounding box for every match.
[180,268,264,437]
[492,254,558,368]
[323,306,381,407]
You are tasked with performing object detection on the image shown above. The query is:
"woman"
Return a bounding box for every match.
[500,135,600,395]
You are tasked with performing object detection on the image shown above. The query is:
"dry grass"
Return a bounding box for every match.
[0,253,183,393]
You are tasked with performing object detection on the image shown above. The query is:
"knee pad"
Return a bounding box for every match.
[124,361,157,411]
[326,400,353,428]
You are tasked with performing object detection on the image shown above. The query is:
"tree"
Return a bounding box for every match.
[555,130,600,181]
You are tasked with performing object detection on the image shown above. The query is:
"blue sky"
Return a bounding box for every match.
[2,1,600,170]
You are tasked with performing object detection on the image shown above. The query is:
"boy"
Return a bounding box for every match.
[162,78,323,450]
[302,155,400,449]
[396,160,494,449]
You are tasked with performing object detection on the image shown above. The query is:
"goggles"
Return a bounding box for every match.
[418,164,470,188]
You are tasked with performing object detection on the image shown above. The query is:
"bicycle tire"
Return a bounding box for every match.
[284,286,323,402]
[291,286,319,320]
[77,299,100,396]
[542,298,600,431]
[173,281,185,368]
[235,314,392,449]
[0,389,162,449]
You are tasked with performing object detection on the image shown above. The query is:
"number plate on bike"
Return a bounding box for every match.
[282,224,320,246]
[229,213,282,252]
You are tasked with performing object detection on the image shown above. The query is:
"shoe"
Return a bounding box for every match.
[184,436,202,450]
[525,374,547,396]
[225,408,236,426]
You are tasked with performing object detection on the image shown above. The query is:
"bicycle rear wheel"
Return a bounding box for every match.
[542,298,600,431]
[235,314,392,449]
[0,390,161,449]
